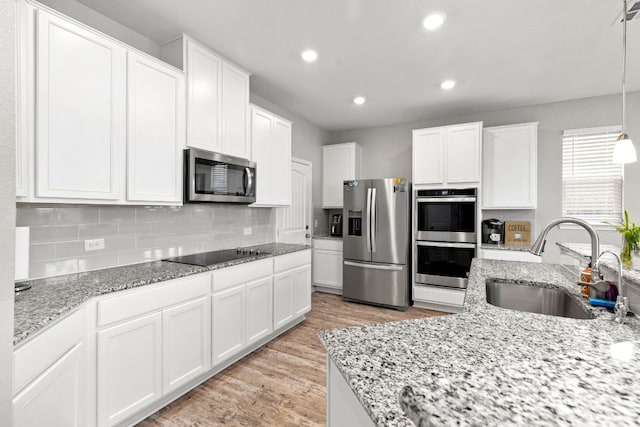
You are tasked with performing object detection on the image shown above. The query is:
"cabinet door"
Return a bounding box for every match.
[221,62,250,158]
[445,123,481,184]
[212,284,246,365]
[35,10,125,200]
[322,144,355,208]
[313,249,343,289]
[412,129,445,184]
[482,123,537,209]
[291,264,312,317]
[97,312,162,427]
[270,118,292,205]
[162,296,211,394]
[127,52,184,203]
[14,343,86,427]
[250,107,273,204]
[273,271,294,330]
[245,277,273,344]
[185,38,221,152]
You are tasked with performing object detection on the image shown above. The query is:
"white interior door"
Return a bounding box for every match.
[276,158,312,244]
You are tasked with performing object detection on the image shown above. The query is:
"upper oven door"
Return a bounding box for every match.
[186,149,256,203]
[415,196,476,243]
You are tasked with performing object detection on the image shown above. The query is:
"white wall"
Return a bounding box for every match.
[0,0,16,422]
[331,92,640,262]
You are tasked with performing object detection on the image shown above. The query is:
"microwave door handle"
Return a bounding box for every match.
[371,187,377,253]
[366,188,372,253]
[244,167,253,196]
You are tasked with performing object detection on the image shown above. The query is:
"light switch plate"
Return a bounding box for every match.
[243,227,252,236]
[85,238,105,252]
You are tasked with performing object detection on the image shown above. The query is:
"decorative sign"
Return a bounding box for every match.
[504,221,531,246]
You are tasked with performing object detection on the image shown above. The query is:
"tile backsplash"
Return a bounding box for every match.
[17,204,274,280]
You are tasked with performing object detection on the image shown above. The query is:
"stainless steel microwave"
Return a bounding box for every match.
[184,148,256,204]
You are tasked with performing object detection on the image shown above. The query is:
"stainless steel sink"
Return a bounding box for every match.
[485,280,595,320]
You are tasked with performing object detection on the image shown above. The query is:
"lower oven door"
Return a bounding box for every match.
[415,241,476,289]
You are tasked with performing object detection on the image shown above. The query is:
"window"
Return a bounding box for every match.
[562,126,623,224]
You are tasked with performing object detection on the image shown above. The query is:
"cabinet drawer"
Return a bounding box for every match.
[313,239,343,251]
[273,250,311,273]
[14,308,86,394]
[97,273,210,327]
[480,249,541,263]
[212,258,272,292]
[413,285,466,307]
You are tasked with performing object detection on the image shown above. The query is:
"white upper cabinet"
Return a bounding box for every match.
[126,52,184,203]
[221,62,250,158]
[412,122,482,186]
[17,4,186,205]
[35,9,125,200]
[184,37,222,152]
[482,122,538,209]
[181,36,250,159]
[322,142,362,208]
[250,104,292,206]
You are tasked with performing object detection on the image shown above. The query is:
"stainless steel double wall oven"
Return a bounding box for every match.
[414,188,477,289]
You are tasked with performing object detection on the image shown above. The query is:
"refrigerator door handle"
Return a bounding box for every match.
[344,260,404,271]
[366,188,372,253]
[370,187,377,253]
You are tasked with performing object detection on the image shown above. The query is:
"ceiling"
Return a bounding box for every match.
[75,0,640,131]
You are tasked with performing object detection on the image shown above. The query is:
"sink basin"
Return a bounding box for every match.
[485,280,595,319]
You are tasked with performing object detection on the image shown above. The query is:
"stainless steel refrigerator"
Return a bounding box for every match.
[342,178,411,310]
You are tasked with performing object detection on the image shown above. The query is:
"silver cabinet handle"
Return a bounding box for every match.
[371,187,377,253]
[416,197,477,203]
[416,241,476,249]
[366,188,372,253]
[344,260,403,271]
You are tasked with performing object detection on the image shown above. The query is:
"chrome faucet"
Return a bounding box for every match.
[595,250,629,324]
[530,217,601,283]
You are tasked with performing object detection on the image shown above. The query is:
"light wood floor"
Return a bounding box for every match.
[139,292,444,426]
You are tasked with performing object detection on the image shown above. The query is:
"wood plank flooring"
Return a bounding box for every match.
[138,292,444,426]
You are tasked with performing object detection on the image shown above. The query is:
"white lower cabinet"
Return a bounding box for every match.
[14,343,86,427]
[13,307,88,427]
[413,284,467,314]
[162,296,211,393]
[97,312,163,427]
[212,284,246,365]
[313,239,343,292]
[274,255,312,330]
[246,277,274,344]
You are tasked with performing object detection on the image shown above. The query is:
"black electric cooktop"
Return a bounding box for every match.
[163,248,269,267]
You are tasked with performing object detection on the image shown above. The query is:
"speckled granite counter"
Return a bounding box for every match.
[313,234,342,241]
[558,242,640,288]
[319,259,640,426]
[480,243,530,251]
[14,242,309,346]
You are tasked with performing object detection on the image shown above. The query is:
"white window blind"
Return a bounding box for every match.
[562,126,623,224]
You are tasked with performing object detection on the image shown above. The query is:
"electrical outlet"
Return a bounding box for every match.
[84,238,105,252]
[243,227,252,236]
[314,218,318,228]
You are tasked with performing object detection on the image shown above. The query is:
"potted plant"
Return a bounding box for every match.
[606,210,640,269]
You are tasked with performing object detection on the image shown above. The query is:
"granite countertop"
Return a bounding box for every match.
[319,259,640,426]
[313,234,343,241]
[14,242,310,346]
[480,243,530,252]
[557,242,640,288]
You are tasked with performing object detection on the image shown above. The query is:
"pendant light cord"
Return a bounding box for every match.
[623,0,628,133]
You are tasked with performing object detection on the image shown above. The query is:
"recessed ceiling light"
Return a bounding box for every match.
[422,12,447,31]
[353,96,366,105]
[440,80,456,90]
[301,49,318,63]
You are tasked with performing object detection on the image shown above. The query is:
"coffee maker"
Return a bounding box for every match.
[330,214,343,237]
[482,219,505,244]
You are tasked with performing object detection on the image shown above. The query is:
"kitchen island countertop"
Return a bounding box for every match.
[319,258,640,426]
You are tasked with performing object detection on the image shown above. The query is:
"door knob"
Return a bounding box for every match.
[305,233,311,238]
